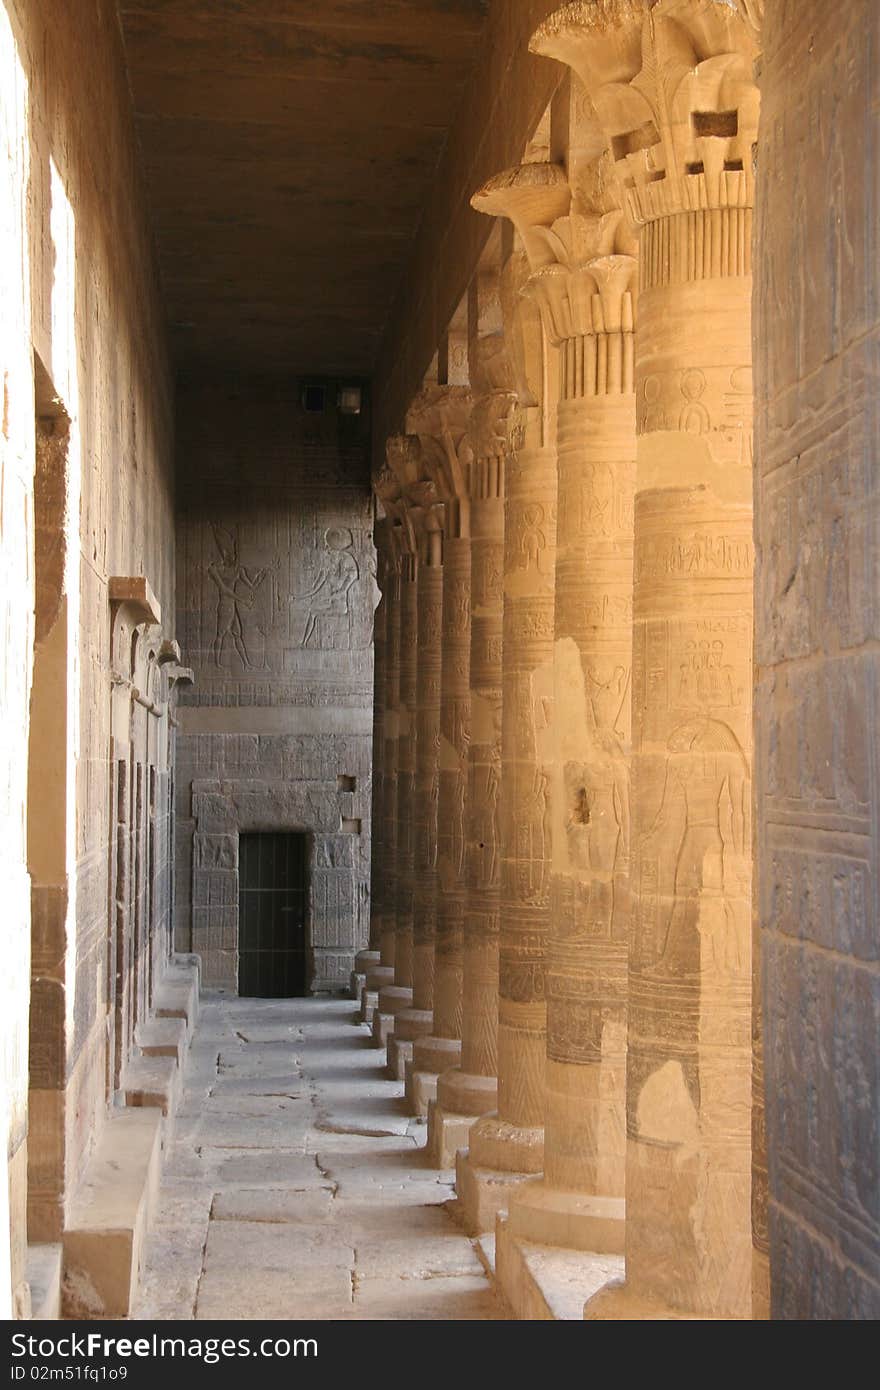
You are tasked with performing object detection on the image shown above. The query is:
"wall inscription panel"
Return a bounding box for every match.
[175,382,375,992]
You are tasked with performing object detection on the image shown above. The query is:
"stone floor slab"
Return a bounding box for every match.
[134,995,509,1321]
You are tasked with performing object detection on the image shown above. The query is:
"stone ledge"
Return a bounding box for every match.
[136,1016,188,1069]
[62,1108,164,1318]
[122,1054,182,1119]
[153,956,201,1042]
[27,1244,62,1320]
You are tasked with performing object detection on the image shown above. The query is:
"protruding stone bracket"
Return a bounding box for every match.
[109,577,161,682]
[108,578,164,747]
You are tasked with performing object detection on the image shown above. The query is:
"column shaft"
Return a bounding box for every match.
[380,564,401,973]
[354,530,388,1017]
[389,522,444,1079]
[394,552,419,994]
[463,428,557,1211]
[412,535,444,1012]
[436,451,505,1130]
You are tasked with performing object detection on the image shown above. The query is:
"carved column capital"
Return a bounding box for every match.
[406,384,473,503]
[531,0,760,227]
[468,389,523,465]
[471,161,571,274]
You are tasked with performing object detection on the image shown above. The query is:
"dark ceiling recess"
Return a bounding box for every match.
[118,1,490,380]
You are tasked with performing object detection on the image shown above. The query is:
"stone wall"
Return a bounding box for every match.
[755,0,880,1319]
[175,380,374,993]
[1,0,175,1309]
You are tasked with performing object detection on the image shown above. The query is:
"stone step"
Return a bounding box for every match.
[137,1015,188,1068]
[27,1244,62,1320]
[153,955,201,1040]
[62,1108,164,1318]
[122,1053,182,1117]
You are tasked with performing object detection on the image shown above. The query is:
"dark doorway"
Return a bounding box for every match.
[238,833,308,997]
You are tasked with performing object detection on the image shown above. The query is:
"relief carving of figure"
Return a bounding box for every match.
[207,523,268,669]
[643,717,749,977]
[677,639,742,709]
[517,503,548,571]
[518,766,551,903]
[292,526,359,648]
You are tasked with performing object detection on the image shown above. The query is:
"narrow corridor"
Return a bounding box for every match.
[133,996,509,1320]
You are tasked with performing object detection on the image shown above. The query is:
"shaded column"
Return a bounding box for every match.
[405,386,474,1123]
[354,517,390,1019]
[538,0,759,1319]
[755,0,879,1320]
[457,175,564,1232]
[386,476,446,1081]
[433,303,512,1166]
[371,438,420,1047]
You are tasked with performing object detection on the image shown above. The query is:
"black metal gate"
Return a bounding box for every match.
[238,832,308,997]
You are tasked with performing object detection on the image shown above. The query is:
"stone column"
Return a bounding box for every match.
[756,0,879,1320]
[432,306,512,1167]
[354,517,389,1020]
[406,386,474,1122]
[372,437,421,1047]
[365,459,405,1032]
[386,478,446,1081]
[536,0,759,1319]
[471,109,639,1285]
[456,175,564,1232]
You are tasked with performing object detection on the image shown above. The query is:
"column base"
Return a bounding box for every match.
[425,1101,475,1169]
[494,1210,624,1320]
[349,970,365,1001]
[357,985,378,1026]
[386,1033,412,1081]
[354,949,381,973]
[405,1035,461,1117]
[454,1147,536,1236]
[468,1112,543,1175]
[365,964,395,992]
[582,1284,745,1320]
[506,1177,625,1254]
[376,984,413,1016]
[393,1007,433,1043]
[435,1066,497,1119]
[370,1010,393,1049]
[404,1058,438,1117]
[371,985,413,1049]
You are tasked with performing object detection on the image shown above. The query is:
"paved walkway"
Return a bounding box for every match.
[133,994,509,1320]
